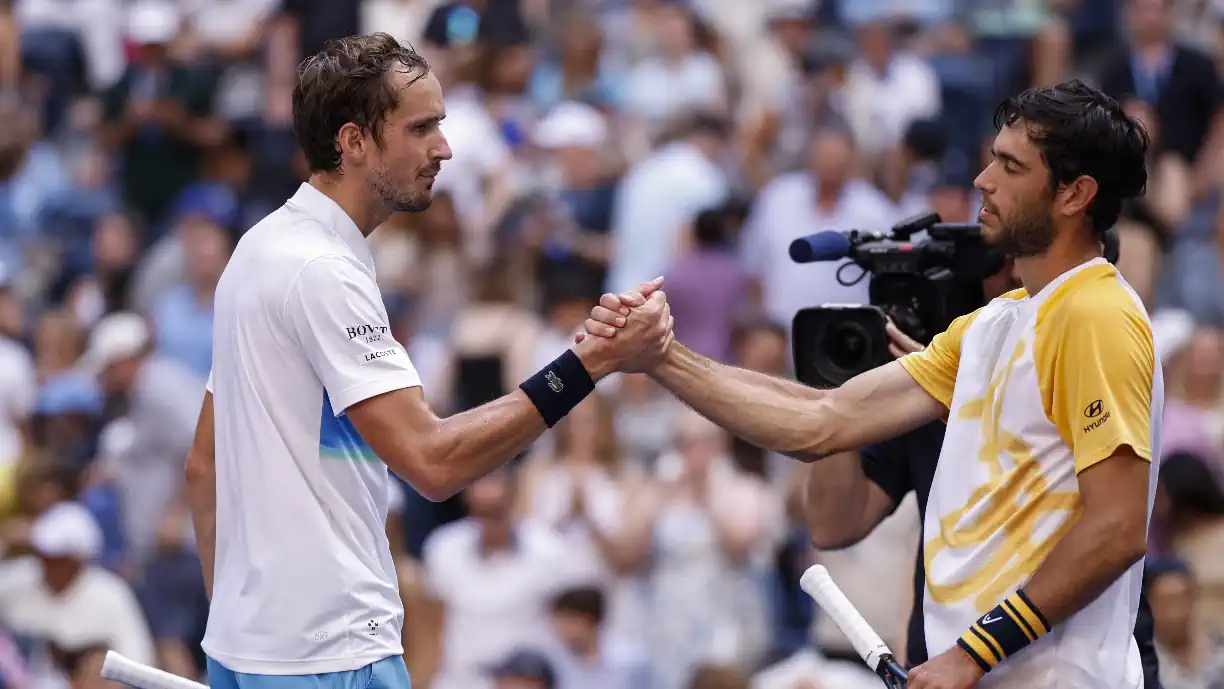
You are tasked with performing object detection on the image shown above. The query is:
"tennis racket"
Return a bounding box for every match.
[100,651,209,689]
[800,564,908,688]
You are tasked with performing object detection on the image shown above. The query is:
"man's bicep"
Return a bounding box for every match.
[829,360,947,448]
[345,386,438,486]
[1041,303,1155,473]
[285,256,422,414]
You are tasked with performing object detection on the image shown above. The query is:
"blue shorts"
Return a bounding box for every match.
[206,656,411,689]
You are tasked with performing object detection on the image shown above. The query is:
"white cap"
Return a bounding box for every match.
[534,101,608,150]
[80,312,150,375]
[1152,309,1195,366]
[127,0,182,46]
[30,502,103,561]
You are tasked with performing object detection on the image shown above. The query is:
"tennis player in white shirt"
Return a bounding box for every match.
[184,33,673,689]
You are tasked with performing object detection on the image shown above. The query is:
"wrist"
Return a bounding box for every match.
[573,340,613,381]
[956,589,1051,675]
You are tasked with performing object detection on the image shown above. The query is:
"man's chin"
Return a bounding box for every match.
[392,194,432,213]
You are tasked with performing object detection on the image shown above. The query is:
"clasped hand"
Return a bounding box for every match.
[572,277,674,375]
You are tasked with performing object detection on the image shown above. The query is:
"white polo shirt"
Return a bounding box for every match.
[202,183,422,675]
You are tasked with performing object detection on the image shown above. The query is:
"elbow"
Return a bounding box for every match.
[400,454,463,504]
[184,449,212,487]
[1098,509,1149,568]
[808,525,861,552]
[406,465,458,503]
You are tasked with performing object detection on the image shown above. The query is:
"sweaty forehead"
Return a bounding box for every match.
[388,69,445,122]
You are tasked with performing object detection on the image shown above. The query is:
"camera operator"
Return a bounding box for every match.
[797,257,1161,689]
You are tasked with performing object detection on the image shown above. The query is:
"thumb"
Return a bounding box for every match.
[635,276,665,299]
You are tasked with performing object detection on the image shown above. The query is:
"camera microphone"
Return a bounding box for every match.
[789,231,852,263]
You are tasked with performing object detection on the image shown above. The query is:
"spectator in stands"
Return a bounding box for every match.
[489,649,556,689]
[547,586,650,689]
[1156,452,1224,634]
[78,312,202,576]
[0,305,33,469]
[0,501,154,685]
[528,11,621,112]
[664,207,746,363]
[644,408,778,689]
[0,99,69,275]
[740,124,897,327]
[150,215,231,377]
[611,373,680,467]
[518,391,647,648]
[1100,0,1224,200]
[621,2,727,136]
[424,470,580,689]
[529,101,617,293]
[99,0,223,228]
[842,18,941,164]
[606,113,730,294]
[1147,556,1224,689]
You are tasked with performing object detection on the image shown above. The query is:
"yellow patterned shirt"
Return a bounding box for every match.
[899,258,1160,688]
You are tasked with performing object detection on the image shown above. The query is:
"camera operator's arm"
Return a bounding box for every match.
[800,450,898,549]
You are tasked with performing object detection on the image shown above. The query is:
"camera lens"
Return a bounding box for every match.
[823,321,874,371]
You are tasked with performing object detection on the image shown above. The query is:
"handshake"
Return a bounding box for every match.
[570,276,676,379]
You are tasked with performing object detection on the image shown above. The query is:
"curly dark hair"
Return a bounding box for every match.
[292,33,431,173]
[993,79,1150,238]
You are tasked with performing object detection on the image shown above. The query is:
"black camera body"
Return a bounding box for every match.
[791,212,1005,388]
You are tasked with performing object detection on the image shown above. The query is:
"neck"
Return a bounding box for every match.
[573,636,600,660]
[479,526,513,555]
[815,181,843,210]
[1012,234,1101,295]
[309,174,387,237]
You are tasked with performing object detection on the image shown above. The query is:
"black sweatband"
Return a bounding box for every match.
[519,350,595,427]
[956,589,1051,673]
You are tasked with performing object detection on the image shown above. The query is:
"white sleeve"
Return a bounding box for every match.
[205,369,213,394]
[285,255,423,414]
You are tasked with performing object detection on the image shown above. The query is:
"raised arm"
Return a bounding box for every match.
[287,257,671,502]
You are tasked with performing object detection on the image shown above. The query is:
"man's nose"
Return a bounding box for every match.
[434,136,453,161]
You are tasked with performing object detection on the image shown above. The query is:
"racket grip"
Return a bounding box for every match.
[101,651,209,689]
[800,564,894,672]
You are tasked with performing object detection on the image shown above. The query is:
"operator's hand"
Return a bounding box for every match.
[573,277,665,344]
[573,280,673,374]
[886,319,924,358]
[907,646,984,689]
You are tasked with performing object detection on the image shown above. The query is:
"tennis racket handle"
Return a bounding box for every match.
[800,565,895,672]
[101,651,209,689]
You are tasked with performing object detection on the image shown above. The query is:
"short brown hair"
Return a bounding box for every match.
[292,33,431,173]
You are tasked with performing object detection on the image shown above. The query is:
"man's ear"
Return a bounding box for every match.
[1056,175,1099,219]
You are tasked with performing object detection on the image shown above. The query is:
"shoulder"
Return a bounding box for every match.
[1039,264,1150,335]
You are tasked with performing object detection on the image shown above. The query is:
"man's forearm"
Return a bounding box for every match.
[650,343,829,454]
[419,390,547,498]
[1019,508,1146,628]
[184,456,216,599]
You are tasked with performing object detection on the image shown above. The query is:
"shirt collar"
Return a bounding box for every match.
[286,183,374,270]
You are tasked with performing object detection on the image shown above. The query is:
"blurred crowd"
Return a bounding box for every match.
[5,0,1224,689]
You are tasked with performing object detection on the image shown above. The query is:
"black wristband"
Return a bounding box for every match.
[956,589,1051,674]
[519,350,596,427]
